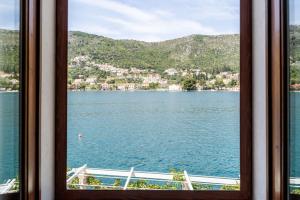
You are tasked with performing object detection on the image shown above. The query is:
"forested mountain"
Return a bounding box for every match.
[0,29,241,74]
[68,31,240,74]
[290,25,300,85]
[0,29,19,73]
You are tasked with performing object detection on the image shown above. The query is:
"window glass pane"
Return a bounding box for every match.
[289,0,300,196]
[67,0,240,191]
[0,0,20,194]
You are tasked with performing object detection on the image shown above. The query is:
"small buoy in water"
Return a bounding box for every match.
[78,133,83,139]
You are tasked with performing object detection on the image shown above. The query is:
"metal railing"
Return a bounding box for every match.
[66,165,241,190]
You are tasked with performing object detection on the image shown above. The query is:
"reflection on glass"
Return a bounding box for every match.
[289,0,300,196]
[67,0,240,190]
[0,0,20,194]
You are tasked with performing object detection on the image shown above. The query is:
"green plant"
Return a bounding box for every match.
[0,77,12,89]
[149,83,159,90]
[291,188,300,195]
[107,79,115,84]
[228,79,238,87]
[68,177,80,190]
[10,176,20,191]
[128,180,148,189]
[128,180,178,190]
[192,183,213,190]
[170,169,185,181]
[182,78,197,91]
[220,184,240,191]
[113,179,121,187]
[86,176,102,189]
[78,82,87,90]
[214,78,225,90]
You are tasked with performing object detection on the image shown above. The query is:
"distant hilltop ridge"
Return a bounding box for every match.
[66,31,242,91]
[68,31,240,74]
[2,25,300,75]
[1,28,240,74]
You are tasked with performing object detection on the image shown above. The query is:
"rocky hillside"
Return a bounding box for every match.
[0,29,241,74]
[68,31,240,74]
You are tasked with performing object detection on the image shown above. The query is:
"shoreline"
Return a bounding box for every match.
[3,90,300,93]
[67,89,241,92]
[0,90,19,93]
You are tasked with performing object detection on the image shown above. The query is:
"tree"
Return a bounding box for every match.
[182,78,197,91]
[78,82,87,90]
[149,83,159,89]
[214,78,225,90]
[228,79,238,87]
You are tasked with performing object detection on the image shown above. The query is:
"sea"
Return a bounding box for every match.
[0,91,299,183]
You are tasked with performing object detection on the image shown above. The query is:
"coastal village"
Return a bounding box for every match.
[0,55,241,92]
[0,71,19,92]
[66,56,240,92]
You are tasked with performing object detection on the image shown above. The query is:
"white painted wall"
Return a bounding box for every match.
[39,0,269,199]
[252,0,268,199]
[40,0,55,199]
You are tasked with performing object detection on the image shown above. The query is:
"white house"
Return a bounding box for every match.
[164,68,178,76]
[168,84,182,91]
[85,77,97,85]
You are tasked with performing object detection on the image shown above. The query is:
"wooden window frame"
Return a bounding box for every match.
[268,1,288,200]
[21,0,40,199]
[55,0,252,199]
[268,0,300,200]
[0,0,40,200]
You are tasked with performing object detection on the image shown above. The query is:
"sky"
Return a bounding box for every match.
[1,0,300,42]
[290,0,300,25]
[0,0,19,30]
[68,0,240,42]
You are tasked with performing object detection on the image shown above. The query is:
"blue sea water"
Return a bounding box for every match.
[67,91,240,178]
[290,92,300,178]
[1,91,300,183]
[0,92,19,183]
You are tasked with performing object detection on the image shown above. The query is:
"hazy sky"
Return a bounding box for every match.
[290,0,300,25]
[69,0,240,42]
[1,0,300,42]
[0,0,19,30]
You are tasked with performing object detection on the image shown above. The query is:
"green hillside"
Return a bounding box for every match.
[290,25,300,85]
[0,29,19,73]
[68,31,240,74]
[0,29,240,74]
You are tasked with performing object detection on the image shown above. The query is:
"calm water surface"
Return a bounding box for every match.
[3,91,300,183]
[290,92,300,178]
[0,92,19,183]
[67,91,240,178]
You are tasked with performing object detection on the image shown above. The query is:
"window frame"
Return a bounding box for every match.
[55,0,253,199]
[268,0,300,199]
[0,0,40,199]
[21,0,40,199]
[287,0,300,198]
[268,1,288,200]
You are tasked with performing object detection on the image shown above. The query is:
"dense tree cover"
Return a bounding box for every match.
[68,66,110,81]
[1,29,240,77]
[0,29,19,73]
[290,25,300,85]
[3,26,300,86]
[68,31,240,74]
